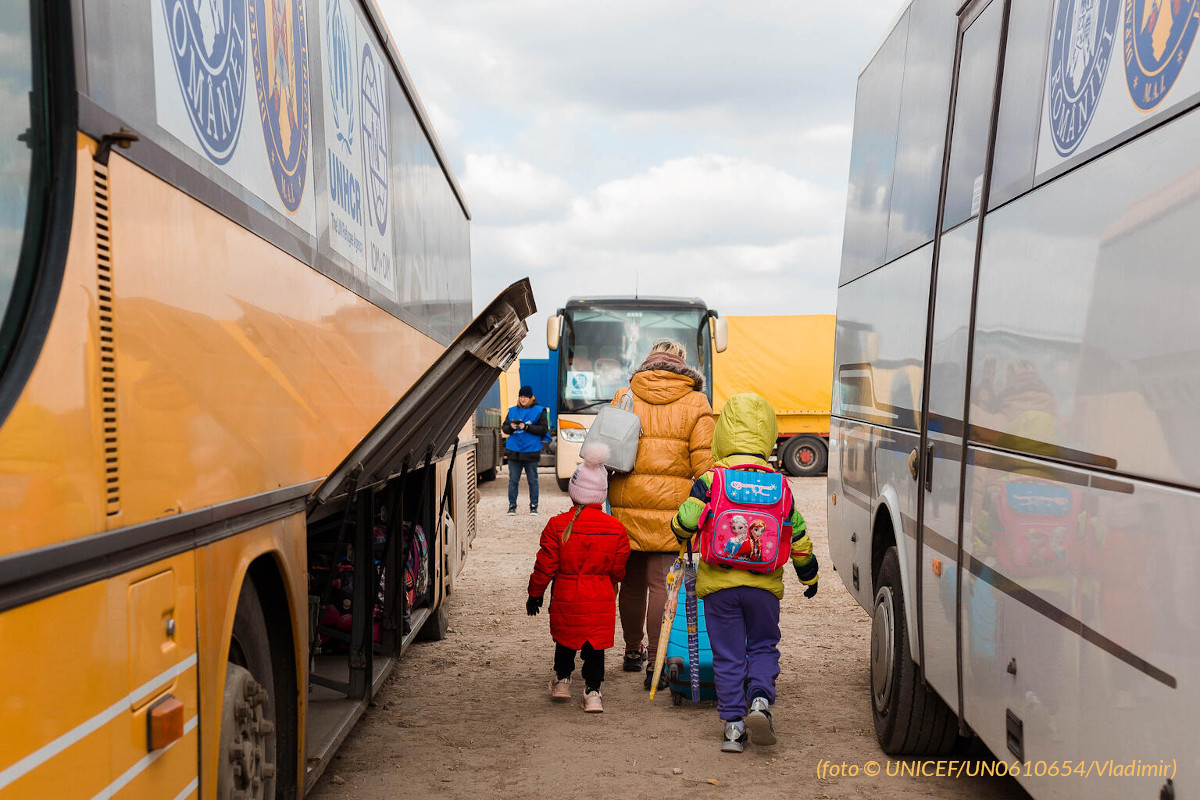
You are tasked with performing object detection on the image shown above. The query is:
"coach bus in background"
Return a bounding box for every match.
[0,1,534,798]
[828,0,1196,797]
[546,297,727,491]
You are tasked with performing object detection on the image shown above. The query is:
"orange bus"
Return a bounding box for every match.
[0,1,533,797]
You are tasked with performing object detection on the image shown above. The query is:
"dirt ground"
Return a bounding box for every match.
[310,472,1031,800]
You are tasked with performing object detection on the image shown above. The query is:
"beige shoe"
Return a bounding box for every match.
[549,676,571,701]
[581,690,603,713]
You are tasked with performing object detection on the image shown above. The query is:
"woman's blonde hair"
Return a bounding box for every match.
[650,339,687,359]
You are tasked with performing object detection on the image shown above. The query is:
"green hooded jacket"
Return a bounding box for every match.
[670,393,818,599]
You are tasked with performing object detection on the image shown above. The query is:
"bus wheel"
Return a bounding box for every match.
[871,547,958,755]
[220,579,278,799]
[557,477,570,493]
[782,435,827,477]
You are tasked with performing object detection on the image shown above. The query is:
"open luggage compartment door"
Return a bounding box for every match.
[304,278,534,702]
[309,278,536,511]
[302,279,535,791]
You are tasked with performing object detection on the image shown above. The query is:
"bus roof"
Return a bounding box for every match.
[564,296,710,311]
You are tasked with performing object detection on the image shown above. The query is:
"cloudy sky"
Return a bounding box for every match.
[379,0,907,355]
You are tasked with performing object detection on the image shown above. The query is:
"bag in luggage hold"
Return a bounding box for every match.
[698,464,793,572]
[404,521,429,607]
[583,390,641,472]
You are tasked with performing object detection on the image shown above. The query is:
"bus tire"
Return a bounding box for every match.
[871,547,958,755]
[782,435,827,477]
[417,603,450,641]
[220,577,280,799]
[557,477,570,493]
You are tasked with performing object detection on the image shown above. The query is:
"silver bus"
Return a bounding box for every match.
[828,0,1197,796]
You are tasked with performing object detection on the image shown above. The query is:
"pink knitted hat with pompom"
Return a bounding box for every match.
[569,442,610,505]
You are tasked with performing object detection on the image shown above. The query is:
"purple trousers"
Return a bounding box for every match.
[704,585,781,722]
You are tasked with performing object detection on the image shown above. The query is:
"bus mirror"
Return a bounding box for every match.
[712,315,728,353]
[547,315,562,351]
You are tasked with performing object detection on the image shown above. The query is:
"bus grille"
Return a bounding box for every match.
[465,449,477,549]
[94,162,120,517]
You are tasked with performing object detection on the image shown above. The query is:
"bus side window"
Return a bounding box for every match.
[885,0,957,262]
[840,12,909,285]
[942,4,1005,232]
[989,0,1056,210]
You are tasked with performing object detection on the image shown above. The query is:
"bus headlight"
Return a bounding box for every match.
[559,420,588,442]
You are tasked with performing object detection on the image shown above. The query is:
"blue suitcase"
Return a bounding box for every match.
[664,581,717,704]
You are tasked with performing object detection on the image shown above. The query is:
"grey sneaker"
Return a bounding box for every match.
[721,720,747,753]
[530,505,538,515]
[507,506,517,516]
[746,696,776,745]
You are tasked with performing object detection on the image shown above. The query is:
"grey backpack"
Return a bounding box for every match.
[584,391,642,472]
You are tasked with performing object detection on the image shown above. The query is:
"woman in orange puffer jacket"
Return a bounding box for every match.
[608,340,714,689]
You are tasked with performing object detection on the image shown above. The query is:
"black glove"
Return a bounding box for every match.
[804,582,818,599]
[526,595,543,616]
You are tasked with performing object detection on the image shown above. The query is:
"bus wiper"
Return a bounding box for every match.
[570,399,613,412]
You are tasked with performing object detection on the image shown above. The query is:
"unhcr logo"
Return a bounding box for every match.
[326,0,355,153]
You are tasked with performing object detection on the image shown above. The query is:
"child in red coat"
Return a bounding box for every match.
[527,443,630,712]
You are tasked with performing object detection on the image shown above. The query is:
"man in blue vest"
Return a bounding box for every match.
[503,385,550,515]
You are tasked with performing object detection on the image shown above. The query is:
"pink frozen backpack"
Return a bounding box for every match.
[698,464,793,572]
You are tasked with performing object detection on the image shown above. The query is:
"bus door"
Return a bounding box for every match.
[916,0,1009,716]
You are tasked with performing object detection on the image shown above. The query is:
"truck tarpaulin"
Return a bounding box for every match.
[713,315,834,435]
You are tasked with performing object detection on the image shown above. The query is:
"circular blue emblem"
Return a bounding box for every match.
[360,45,389,236]
[1048,0,1122,157]
[325,0,355,155]
[162,0,248,165]
[1124,0,1200,111]
[249,0,311,213]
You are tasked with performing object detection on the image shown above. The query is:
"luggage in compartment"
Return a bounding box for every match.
[664,581,717,705]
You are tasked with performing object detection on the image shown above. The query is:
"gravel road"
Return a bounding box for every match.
[310,472,1030,800]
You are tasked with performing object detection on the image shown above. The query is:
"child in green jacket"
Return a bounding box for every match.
[670,393,818,753]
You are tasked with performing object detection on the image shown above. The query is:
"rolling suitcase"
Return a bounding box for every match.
[664,581,717,705]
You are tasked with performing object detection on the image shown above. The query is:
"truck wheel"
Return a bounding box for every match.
[478,467,497,483]
[871,547,958,755]
[782,435,827,477]
[557,477,570,493]
[220,577,280,799]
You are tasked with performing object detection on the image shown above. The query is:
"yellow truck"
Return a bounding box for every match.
[713,314,834,477]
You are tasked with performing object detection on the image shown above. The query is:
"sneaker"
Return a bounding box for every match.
[643,664,668,691]
[745,696,777,746]
[622,648,646,672]
[721,720,748,753]
[581,690,603,713]
[548,675,571,701]
[507,506,517,516]
[530,505,538,515]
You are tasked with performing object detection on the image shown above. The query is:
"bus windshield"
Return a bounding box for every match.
[559,305,709,412]
[0,6,37,339]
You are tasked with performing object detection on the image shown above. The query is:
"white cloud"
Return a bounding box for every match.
[374,0,913,354]
[461,153,574,224]
[467,153,844,355]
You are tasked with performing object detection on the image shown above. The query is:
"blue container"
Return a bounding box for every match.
[518,356,558,429]
[664,581,717,704]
